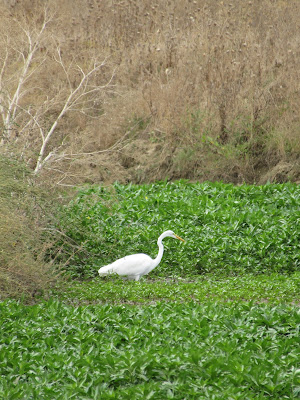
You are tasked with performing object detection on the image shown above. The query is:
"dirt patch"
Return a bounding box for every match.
[259,161,300,184]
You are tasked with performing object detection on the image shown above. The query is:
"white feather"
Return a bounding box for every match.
[98,230,184,281]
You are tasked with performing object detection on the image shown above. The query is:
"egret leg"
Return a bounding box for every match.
[126,275,138,281]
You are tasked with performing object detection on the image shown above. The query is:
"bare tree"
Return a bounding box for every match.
[0,7,114,174]
[32,49,114,174]
[0,8,51,144]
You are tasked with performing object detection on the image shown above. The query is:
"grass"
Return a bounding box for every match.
[1,1,300,184]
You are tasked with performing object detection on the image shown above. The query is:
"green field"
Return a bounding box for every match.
[1,182,299,399]
[1,294,299,399]
[55,181,299,278]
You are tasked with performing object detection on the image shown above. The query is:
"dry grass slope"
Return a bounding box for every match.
[0,0,299,185]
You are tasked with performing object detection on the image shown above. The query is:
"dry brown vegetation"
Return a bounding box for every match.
[0,156,59,300]
[0,0,299,185]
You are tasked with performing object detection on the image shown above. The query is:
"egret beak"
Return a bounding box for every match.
[175,234,185,242]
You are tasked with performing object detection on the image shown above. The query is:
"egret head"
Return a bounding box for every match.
[160,230,185,242]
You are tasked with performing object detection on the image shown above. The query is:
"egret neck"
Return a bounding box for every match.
[152,232,169,271]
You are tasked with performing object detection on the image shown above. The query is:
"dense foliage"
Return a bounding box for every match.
[0,299,299,399]
[55,181,300,278]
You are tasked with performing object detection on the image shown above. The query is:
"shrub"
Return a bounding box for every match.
[0,156,57,300]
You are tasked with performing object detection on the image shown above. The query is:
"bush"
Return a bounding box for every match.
[0,156,57,300]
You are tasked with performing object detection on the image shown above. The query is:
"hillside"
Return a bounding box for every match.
[0,0,299,185]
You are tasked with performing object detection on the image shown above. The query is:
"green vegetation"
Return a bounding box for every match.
[57,273,300,306]
[54,181,300,278]
[0,299,299,399]
[1,180,299,399]
[1,1,300,396]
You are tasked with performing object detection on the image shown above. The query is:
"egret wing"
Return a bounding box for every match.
[98,253,154,277]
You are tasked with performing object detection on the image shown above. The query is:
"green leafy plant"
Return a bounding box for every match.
[55,272,300,306]
[0,300,299,399]
[52,181,300,278]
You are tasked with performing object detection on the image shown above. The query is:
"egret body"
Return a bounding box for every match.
[98,230,184,281]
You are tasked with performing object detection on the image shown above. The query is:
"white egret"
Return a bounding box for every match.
[98,230,184,281]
